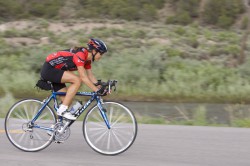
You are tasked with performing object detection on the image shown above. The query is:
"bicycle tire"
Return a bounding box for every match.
[83,101,137,155]
[5,99,56,152]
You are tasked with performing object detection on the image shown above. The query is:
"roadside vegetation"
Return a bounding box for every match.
[0,0,250,126]
[0,19,249,103]
[137,103,250,128]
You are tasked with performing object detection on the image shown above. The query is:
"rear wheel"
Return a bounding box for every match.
[5,99,56,152]
[83,102,137,155]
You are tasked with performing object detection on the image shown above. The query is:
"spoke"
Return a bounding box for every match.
[33,131,45,142]
[32,104,39,120]
[113,126,133,129]
[114,128,133,137]
[88,127,106,132]
[111,130,123,147]
[30,137,34,147]
[19,108,28,120]
[111,113,126,127]
[13,112,27,122]
[109,106,114,124]
[89,128,107,138]
[6,100,56,152]
[23,104,30,120]
[91,112,104,123]
[94,130,108,144]
[107,131,111,150]
[17,132,26,143]
[9,130,25,134]
[37,111,49,121]
[88,121,106,128]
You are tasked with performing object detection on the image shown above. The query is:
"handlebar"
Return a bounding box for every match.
[95,80,118,96]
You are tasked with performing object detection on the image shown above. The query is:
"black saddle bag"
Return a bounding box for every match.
[35,79,52,91]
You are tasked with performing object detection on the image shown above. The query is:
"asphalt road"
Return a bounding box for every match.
[1,119,250,166]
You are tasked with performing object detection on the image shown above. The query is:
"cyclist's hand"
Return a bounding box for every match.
[96,88,106,96]
[104,89,112,95]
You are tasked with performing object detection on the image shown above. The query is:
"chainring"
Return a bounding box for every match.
[54,122,71,142]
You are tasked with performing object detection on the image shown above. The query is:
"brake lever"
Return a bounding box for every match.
[108,82,111,93]
[112,80,117,92]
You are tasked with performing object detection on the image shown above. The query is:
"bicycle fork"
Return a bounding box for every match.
[97,98,111,129]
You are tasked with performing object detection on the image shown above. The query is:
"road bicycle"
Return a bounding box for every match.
[4,80,137,155]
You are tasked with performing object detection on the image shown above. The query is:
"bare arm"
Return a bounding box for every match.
[86,69,98,84]
[77,66,98,92]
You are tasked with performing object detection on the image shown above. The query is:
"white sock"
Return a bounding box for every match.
[57,104,68,115]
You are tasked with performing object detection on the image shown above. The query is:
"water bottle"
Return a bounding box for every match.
[70,101,82,114]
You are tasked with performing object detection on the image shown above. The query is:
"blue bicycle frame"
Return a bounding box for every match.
[30,91,111,131]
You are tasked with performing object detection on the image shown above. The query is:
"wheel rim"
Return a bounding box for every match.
[5,99,56,151]
[84,102,137,155]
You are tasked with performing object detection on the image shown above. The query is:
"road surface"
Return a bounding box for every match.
[1,119,250,166]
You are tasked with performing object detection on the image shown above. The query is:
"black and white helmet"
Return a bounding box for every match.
[87,38,108,54]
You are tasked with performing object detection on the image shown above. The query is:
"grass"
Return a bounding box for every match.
[0,93,16,118]
[0,19,250,127]
[0,23,250,102]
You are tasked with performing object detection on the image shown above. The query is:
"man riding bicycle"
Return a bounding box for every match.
[40,38,108,120]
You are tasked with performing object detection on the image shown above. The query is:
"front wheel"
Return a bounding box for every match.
[5,99,56,152]
[83,102,137,155]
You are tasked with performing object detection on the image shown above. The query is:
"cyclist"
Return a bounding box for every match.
[40,38,108,120]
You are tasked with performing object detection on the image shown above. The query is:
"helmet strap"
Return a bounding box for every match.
[91,50,98,62]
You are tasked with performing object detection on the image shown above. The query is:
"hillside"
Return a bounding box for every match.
[0,18,249,105]
[0,0,249,29]
[0,0,250,111]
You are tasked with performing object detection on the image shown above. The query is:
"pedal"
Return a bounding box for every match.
[54,141,64,144]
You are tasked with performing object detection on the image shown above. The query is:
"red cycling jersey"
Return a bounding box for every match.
[46,47,91,71]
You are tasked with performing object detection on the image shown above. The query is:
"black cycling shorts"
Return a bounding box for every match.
[40,62,66,92]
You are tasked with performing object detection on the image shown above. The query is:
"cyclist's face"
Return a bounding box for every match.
[94,52,103,61]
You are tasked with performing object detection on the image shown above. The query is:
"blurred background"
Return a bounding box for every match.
[0,0,250,127]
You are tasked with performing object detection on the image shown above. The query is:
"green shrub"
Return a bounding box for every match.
[241,16,249,30]
[166,11,192,25]
[166,48,183,57]
[78,0,163,21]
[174,26,186,35]
[232,119,250,127]
[185,37,199,48]
[217,15,234,29]
[202,0,245,27]
[133,30,147,39]
[140,4,158,21]
[0,0,64,20]
[0,86,5,97]
[0,93,16,117]
[176,0,201,18]
[2,29,18,37]
[192,106,208,126]
[166,0,200,25]
[28,0,64,18]
[209,45,240,57]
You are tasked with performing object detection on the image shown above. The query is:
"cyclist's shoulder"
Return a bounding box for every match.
[74,47,88,57]
[70,47,87,53]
